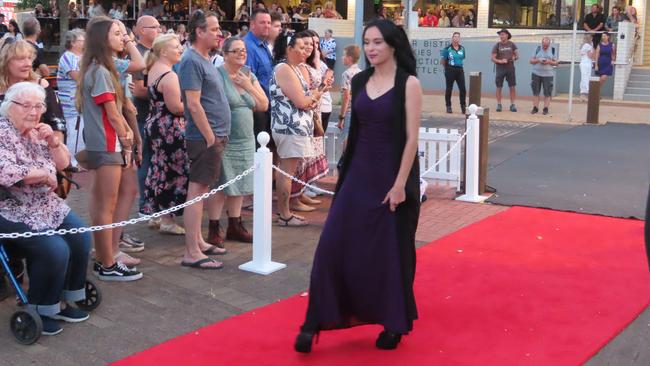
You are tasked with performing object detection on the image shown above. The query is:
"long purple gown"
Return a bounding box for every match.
[302,87,412,334]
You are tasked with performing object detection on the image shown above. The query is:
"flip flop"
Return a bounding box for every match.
[202,245,227,256]
[181,258,223,270]
[277,215,309,227]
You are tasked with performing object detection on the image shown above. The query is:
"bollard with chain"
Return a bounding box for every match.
[239,132,287,275]
[457,104,489,203]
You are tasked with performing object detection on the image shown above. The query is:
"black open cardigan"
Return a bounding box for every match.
[335,66,421,331]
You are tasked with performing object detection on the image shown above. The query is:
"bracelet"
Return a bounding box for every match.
[338,115,345,120]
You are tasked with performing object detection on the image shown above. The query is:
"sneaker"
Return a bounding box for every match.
[159,222,185,235]
[92,261,101,274]
[543,107,549,115]
[496,104,502,112]
[41,316,63,336]
[147,217,161,229]
[119,233,145,253]
[531,106,539,114]
[446,106,452,113]
[97,261,143,282]
[114,251,141,267]
[94,260,136,274]
[509,104,517,112]
[52,307,89,323]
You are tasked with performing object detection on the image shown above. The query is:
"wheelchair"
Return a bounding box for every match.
[0,242,102,345]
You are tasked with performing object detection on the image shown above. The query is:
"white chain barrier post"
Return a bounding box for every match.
[456,104,489,203]
[239,132,287,275]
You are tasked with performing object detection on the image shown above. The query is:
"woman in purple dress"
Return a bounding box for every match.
[595,32,616,86]
[295,20,423,353]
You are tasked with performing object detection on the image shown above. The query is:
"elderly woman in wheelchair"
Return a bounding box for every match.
[0,82,94,339]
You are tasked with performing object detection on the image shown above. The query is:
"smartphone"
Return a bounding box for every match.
[241,65,251,76]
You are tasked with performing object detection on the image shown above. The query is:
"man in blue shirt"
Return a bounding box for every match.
[244,9,273,148]
[441,32,467,114]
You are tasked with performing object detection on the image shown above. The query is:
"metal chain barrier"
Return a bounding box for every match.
[272,165,336,195]
[272,130,468,196]
[0,165,257,240]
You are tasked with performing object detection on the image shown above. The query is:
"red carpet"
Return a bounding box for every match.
[112,207,650,366]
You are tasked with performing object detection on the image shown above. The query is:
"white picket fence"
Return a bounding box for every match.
[323,123,462,190]
[418,127,462,191]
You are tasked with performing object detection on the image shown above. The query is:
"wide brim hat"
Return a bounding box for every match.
[497,28,512,39]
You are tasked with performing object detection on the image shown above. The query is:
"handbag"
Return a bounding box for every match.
[54,170,80,200]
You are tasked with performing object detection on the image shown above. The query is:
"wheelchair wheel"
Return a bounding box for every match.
[75,280,101,311]
[10,308,42,345]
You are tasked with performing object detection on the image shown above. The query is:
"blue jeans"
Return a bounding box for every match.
[0,212,91,316]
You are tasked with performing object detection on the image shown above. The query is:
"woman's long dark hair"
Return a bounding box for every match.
[273,30,308,64]
[9,20,21,36]
[302,29,325,68]
[362,20,416,76]
[76,17,124,111]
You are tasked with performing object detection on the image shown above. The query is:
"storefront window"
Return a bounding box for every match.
[490,0,603,28]
[413,0,478,27]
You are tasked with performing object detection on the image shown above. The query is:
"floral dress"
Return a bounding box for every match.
[290,64,329,197]
[0,117,70,231]
[142,71,189,216]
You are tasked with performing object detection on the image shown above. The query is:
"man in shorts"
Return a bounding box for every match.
[492,29,519,112]
[179,11,231,269]
[529,37,558,115]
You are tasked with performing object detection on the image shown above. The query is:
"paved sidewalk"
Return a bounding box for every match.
[0,175,506,365]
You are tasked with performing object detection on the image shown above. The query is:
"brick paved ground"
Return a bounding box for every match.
[0,173,507,365]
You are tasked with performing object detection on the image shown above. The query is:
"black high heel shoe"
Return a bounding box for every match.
[375,330,402,350]
[294,331,318,353]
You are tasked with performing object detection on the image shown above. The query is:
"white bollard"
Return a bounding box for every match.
[456,104,489,203]
[239,132,287,275]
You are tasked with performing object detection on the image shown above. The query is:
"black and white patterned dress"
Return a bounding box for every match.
[270,62,315,159]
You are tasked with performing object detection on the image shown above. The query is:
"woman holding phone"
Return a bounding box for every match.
[288,30,332,212]
[208,36,268,244]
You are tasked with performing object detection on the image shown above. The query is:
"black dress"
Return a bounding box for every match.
[302,68,420,334]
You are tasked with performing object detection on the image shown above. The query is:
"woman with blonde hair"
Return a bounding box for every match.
[322,1,342,19]
[142,33,189,235]
[0,40,66,146]
[579,33,594,101]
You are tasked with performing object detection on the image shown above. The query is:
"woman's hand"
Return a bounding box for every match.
[233,70,254,92]
[119,129,134,148]
[382,184,406,212]
[34,123,58,146]
[44,172,58,190]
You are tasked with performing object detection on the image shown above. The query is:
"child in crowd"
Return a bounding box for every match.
[337,44,361,146]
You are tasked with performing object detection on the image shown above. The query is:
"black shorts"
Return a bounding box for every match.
[531,74,554,97]
[186,136,227,186]
[496,67,516,88]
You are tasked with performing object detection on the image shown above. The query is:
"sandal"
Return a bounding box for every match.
[276,212,306,220]
[181,257,223,270]
[299,195,322,205]
[290,202,316,212]
[202,245,228,256]
[277,215,309,227]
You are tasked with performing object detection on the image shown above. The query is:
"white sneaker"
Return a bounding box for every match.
[114,251,141,267]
